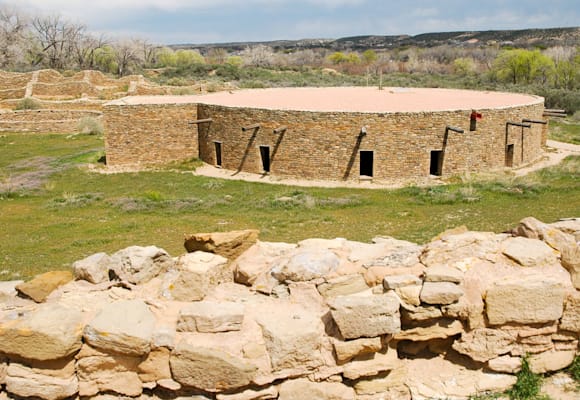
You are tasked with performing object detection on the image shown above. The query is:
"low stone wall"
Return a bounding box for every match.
[0,217,578,400]
[0,110,103,133]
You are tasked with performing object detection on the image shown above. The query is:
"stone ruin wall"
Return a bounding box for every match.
[0,109,103,134]
[0,216,578,400]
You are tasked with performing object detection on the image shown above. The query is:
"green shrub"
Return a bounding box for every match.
[78,117,104,135]
[568,355,580,384]
[508,356,542,400]
[15,97,41,110]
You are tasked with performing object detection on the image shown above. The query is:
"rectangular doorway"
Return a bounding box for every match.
[430,150,443,176]
[214,141,222,167]
[506,144,514,167]
[360,151,373,177]
[259,146,270,173]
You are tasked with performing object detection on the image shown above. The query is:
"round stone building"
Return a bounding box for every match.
[103,87,546,183]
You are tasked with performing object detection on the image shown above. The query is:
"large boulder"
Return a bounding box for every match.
[83,299,155,356]
[5,361,78,400]
[177,301,245,333]
[278,378,355,400]
[184,229,259,261]
[16,271,73,302]
[0,304,83,361]
[513,217,576,253]
[163,251,230,301]
[485,275,566,325]
[271,248,340,282]
[501,237,559,267]
[170,343,257,392]
[72,252,111,284]
[329,293,400,339]
[108,245,173,284]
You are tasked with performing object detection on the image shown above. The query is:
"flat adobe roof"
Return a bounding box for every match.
[108,87,543,113]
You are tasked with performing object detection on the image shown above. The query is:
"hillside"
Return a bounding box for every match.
[176,27,580,53]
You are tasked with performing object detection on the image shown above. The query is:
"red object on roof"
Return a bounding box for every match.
[471,111,483,120]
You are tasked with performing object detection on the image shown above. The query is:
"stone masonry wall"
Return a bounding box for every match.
[0,216,578,400]
[0,110,102,133]
[103,103,198,166]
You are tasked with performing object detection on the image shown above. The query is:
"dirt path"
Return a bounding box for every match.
[193,140,580,189]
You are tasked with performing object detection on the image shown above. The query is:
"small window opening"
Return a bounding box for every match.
[430,150,443,176]
[360,151,373,177]
[214,141,222,167]
[259,146,270,173]
[506,144,514,167]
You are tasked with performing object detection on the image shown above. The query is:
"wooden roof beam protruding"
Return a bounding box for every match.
[188,118,213,125]
[242,123,261,132]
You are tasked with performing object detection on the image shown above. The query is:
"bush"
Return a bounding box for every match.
[508,356,543,400]
[78,117,104,135]
[15,97,41,110]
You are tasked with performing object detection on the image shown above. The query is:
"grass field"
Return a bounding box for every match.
[0,128,579,280]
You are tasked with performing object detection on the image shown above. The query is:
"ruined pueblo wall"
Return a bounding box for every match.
[103,102,199,166]
[197,102,545,181]
[0,110,102,134]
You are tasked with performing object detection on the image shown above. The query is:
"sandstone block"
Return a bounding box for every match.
[317,274,369,298]
[72,252,111,284]
[16,271,73,302]
[400,304,442,322]
[452,328,515,362]
[278,378,355,400]
[560,291,580,332]
[177,301,244,333]
[6,363,78,400]
[137,347,171,383]
[333,337,382,362]
[501,236,558,267]
[170,344,257,392]
[342,346,399,380]
[395,284,422,306]
[0,304,83,361]
[485,276,566,325]
[108,245,173,284]
[353,367,408,395]
[329,293,400,339]
[394,319,464,342]
[271,248,340,282]
[0,280,23,300]
[83,299,155,356]
[255,306,324,371]
[513,217,576,253]
[529,350,576,374]
[216,386,278,400]
[184,229,259,261]
[420,281,463,305]
[234,241,296,286]
[487,355,522,373]
[383,274,421,289]
[164,251,230,301]
[424,265,464,283]
[561,244,580,289]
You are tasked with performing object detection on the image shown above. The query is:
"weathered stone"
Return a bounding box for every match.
[420,281,463,305]
[383,274,421,290]
[333,337,382,362]
[560,292,580,333]
[0,280,23,300]
[363,239,423,269]
[137,347,171,383]
[164,251,230,301]
[452,328,515,362]
[184,229,259,261]
[421,231,502,269]
[83,299,155,356]
[561,244,580,289]
[157,378,182,391]
[177,301,245,333]
[255,305,324,371]
[72,252,111,284]
[423,266,464,283]
[395,284,422,306]
[513,217,576,253]
[401,304,442,322]
[329,293,400,339]
[353,367,408,396]
[0,304,83,361]
[233,241,296,286]
[271,248,340,282]
[108,245,173,284]
[485,275,566,325]
[278,378,355,400]
[170,344,257,392]
[501,236,558,267]
[5,363,78,400]
[15,271,73,302]
[394,319,464,342]
[317,274,369,298]
[550,218,580,241]
[529,350,576,374]
[216,386,278,400]
[487,355,522,373]
[342,346,399,380]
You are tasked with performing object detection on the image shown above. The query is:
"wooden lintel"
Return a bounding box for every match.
[273,126,288,134]
[542,112,567,118]
[446,126,464,134]
[544,109,566,113]
[242,123,261,132]
[507,121,531,128]
[189,118,213,125]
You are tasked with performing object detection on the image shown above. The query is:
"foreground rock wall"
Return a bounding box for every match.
[0,217,578,400]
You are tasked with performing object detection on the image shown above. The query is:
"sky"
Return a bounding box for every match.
[3,0,580,45]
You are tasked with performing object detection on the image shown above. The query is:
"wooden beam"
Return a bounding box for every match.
[544,109,566,113]
[446,126,464,134]
[273,126,288,134]
[188,118,213,125]
[241,123,261,132]
[542,112,567,118]
[507,121,531,128]
[522,119,547,125]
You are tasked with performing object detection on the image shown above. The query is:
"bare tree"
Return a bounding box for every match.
[113,39,143,76]
[73,33,107,70]
[0,6,28,68]
[31,14,85,69]
[241,45,275,67]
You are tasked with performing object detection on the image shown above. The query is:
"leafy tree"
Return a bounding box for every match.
[175,49,205,67]
[328,51,346,64]
[362,49,378,64]
[492,49,555,84]
[155,47,176,67]
[226,55,243,67]
[453,57,476,76]
[93,45,117,74]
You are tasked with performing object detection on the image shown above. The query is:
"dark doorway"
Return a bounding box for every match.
[259,146,270,173]
[506,144,514,167]
[214,141,222,167]
[360,151,373,177]
[430,150,443,176]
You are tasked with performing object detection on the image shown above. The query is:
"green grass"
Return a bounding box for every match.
[549,119,580,145]
[1,132,579,280]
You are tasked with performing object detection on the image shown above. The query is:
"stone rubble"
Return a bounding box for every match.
[0,219,578,400]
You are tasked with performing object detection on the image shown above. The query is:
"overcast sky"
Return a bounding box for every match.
[4,0,580,45]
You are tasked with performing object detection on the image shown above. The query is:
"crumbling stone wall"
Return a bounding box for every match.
[0,110,102,133]
[0,217,578,400]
